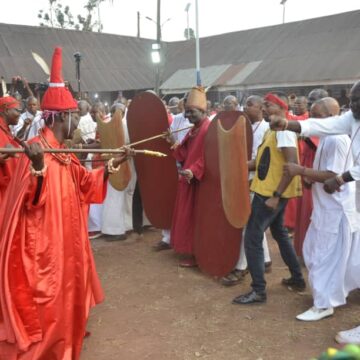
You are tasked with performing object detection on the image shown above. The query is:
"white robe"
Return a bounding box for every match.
[303,135,360,308]
[100,115,132,235]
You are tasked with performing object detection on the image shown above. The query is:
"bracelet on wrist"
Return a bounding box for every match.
[29,163,47,177]
[107,157,121,174]
[301,166,306,176]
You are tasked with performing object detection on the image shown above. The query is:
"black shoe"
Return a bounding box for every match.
[152,241,171,252]
[221,269,248,287]
[232,290,267,305]
[282,277,306,291]
[103,234,127,242]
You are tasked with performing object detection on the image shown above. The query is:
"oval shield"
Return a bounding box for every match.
[126,92,178,229]
[97,109,131,191]
[217,115,251,229]
[194,111,253,277]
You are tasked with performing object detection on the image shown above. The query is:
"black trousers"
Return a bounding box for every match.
[132,181,143,234]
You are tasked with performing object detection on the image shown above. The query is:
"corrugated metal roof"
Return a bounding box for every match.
[0,10,360,93]
[160,64,231,93]
[0,23,156,91]
[163,10,360,91]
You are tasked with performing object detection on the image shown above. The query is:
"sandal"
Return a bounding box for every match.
[221,269,248,287]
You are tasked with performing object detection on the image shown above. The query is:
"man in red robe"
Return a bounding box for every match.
[0,48,129,360]
[170,86,210,267]
[0,96,22,203]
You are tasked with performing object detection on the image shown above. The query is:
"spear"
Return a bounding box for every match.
[77,124,194,147]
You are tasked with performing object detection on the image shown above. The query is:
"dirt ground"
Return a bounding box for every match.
[81,228,360,360]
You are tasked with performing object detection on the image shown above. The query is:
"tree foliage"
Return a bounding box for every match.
[38,0,106,32]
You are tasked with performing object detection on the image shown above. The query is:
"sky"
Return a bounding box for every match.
[0,0,359,41]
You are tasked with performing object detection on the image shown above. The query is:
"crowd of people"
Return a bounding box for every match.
[0,45,359,358]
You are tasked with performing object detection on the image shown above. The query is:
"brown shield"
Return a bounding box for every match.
[126,92,178,229]
[217,115,251,229]
[97,109,131,190]
[194,111,253,277]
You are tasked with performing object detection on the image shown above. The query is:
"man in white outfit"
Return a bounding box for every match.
[221,95,272,286]
[282,97,360,321]
[87,102,127,241]
[13,96,43,140]
[270,80,360,344]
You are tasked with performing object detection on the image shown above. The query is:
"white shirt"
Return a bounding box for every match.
[249,119,269,180]
[13,110,43,140]
[300,111,360,180]
[77,113,97,142]
[276,130,298,148]
[311,135,360,233]
[300,110,360,211]
[170,113,191,143]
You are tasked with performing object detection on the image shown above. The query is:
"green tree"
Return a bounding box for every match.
[38,0,106,32]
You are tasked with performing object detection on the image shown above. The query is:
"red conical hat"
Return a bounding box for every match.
[41,47,78,111]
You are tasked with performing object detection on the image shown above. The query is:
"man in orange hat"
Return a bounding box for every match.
[0,47,131,360]
[169,86,210,267]
[0,96,22,203]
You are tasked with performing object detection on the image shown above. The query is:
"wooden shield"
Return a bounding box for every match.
[194,111,253,277]
[217,116,251,228]
[126,92,178,229]
[97,110,131,190]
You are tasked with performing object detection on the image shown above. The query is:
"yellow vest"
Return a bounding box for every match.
[251,130,302,198]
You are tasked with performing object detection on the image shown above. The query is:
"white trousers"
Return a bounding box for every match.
[101,182,126,235]
[304,215,360,308]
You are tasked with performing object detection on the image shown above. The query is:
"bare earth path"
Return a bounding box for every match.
[81,228,360,360]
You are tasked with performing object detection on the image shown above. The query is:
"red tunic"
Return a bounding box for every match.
[294,136,318,256]
[171,118,210,255]
[284,112,309,230]
[0,128,105,360]
[0,116,20,204]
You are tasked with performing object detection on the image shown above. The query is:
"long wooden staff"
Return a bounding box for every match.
[0,125,193,158]
[0,148,167,157]
[78,124,194,147]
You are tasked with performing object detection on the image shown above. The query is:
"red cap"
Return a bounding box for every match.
[264,93,288,111]
[41,47,78,111]
[0,96,21,111]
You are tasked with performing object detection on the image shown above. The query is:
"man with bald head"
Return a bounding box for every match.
[168,97,180,116]
[270,82,360,343]
[13,96,43,140]
[87,101,128,241]
[222,95,239,112]
[307,88,328,111]
[78,100,96,143]
[282,97,360,322]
